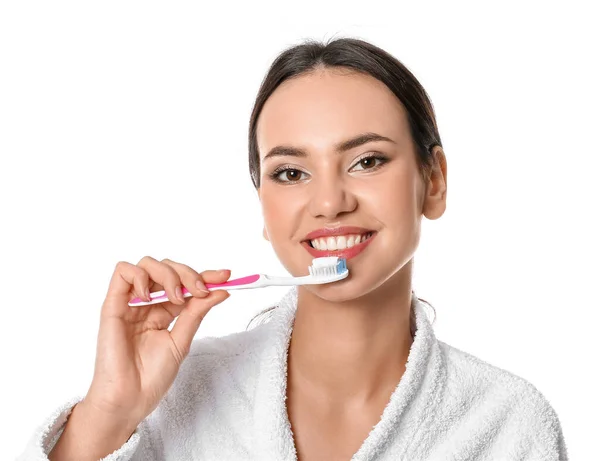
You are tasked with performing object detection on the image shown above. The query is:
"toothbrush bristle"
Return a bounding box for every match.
[309,256,348,277]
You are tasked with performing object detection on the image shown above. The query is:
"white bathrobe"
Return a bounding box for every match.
[19,288,568,460]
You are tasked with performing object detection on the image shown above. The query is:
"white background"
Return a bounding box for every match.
[1,1,598,459]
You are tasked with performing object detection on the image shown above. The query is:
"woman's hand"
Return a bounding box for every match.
[82,256,231,429]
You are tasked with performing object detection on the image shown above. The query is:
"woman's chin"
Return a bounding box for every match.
[300,271,374,302]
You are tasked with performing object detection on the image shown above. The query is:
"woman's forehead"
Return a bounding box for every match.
[257,70,409,158]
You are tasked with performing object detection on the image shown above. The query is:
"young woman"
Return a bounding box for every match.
[21,37,568,461]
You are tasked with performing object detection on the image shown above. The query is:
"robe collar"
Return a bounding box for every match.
[253,287,444,460]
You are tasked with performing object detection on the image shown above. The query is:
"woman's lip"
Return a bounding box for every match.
[301,232,377,261]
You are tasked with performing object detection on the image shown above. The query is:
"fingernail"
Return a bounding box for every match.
[145,287,151,301]
[175,285,184,302]
[196,280,209,294]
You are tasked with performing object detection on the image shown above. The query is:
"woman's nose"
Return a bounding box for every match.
[308,178,357,220]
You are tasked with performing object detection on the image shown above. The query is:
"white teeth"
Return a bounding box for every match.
[326,237,337,251]
[309,233,372,251]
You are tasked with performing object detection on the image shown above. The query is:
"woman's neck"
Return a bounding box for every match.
[287,267,414,410]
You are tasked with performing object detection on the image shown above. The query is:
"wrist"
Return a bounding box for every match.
[48,401,139,461]
[76,399,139,438]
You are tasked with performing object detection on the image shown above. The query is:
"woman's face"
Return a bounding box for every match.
[256,67,446,302]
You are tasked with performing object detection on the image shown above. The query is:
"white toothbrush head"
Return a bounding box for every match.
[306,256,349,284]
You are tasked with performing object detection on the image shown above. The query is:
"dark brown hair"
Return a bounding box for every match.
[246,37,440,333]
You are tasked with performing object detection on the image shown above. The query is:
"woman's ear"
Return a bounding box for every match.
[422,146,448,220]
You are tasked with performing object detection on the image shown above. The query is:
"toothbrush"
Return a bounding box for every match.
[128,256,349,307]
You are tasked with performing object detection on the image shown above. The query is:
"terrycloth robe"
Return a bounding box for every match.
[19,287,568,460]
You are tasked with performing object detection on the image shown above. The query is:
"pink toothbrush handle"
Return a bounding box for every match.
[128,274,261,306]
[203,274,260,289]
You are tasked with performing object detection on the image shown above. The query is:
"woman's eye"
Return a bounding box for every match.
[351,155,387,171]
[272,168,307,183]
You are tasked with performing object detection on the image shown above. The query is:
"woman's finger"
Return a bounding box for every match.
[137,256,185,305]
[103,261,151,317]
[169,289,230,360]
[168,269,232,359]
[153,269,232,324]
[161,258,211,299]
[197,269,232,284]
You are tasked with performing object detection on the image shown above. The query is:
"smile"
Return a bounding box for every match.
[301,232,377,261]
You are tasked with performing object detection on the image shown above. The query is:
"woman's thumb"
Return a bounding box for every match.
[169,289,230,360]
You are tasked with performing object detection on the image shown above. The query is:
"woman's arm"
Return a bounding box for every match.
[47,399,139,461]
[17,396,163,461]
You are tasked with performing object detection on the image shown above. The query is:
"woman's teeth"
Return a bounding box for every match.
[309,232,373,251]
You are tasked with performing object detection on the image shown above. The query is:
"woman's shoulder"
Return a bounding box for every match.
[136,322,276,451]
[163,322,272,402]
[188,323,269,359]
[438,339,551,403]
[178,322,270,380]
[435,340,566,455]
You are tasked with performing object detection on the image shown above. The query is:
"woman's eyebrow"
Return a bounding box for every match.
[261,132,396,162]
